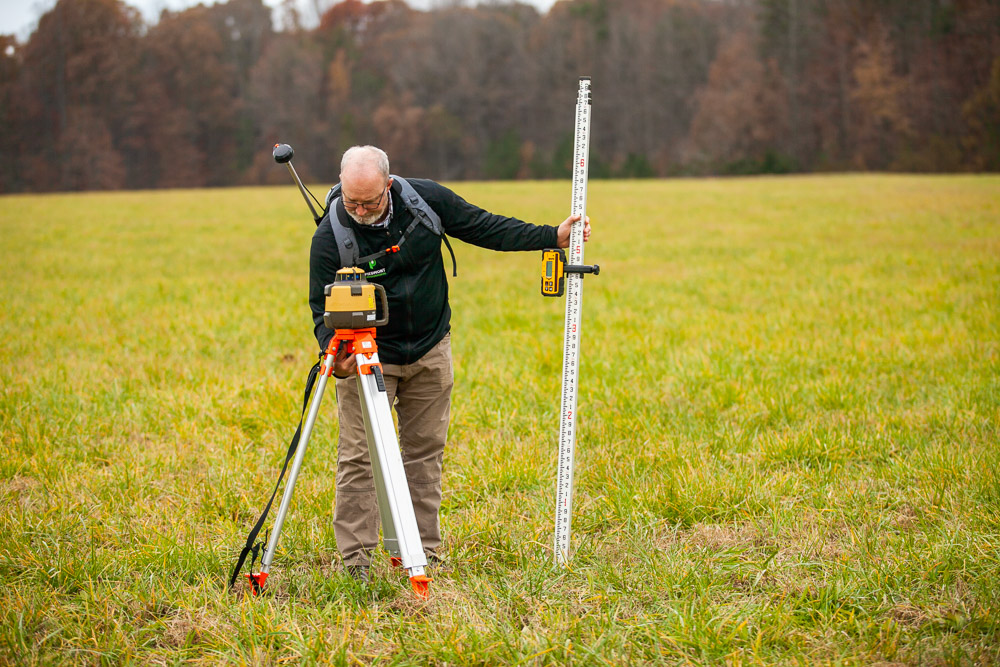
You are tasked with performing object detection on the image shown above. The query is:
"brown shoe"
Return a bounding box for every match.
[345,565,370,583]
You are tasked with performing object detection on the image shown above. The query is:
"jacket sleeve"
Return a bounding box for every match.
[309,221,341,352]
[414,180,559,251]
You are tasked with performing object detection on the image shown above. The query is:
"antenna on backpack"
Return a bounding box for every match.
[273,143,323,224]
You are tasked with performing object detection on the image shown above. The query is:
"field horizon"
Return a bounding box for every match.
[1,174,998,665]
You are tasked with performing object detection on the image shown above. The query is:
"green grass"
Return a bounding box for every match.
[1,174,998,665]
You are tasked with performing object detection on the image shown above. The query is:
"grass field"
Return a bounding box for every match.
[1,174,998,665]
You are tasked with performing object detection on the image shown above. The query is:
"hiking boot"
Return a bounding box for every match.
[345,564,370,583]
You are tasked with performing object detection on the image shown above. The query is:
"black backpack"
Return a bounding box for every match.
[322,175,457,276]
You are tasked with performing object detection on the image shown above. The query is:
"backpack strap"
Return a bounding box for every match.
[396,177,442,235]
[396,177,457,277]
[316,182,360,268]
[330,212,360,269]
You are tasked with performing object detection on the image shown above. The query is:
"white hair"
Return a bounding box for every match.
[340,145,390,180]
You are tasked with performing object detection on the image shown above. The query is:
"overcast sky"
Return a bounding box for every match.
[1,0,557,41]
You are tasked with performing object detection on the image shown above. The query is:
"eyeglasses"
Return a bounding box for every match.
[342,185,388,211]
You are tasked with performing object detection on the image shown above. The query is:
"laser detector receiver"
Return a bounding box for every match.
[541,248,599,297]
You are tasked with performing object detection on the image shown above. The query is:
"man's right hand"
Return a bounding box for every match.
[556,213,592,248]
[333,340,357,378]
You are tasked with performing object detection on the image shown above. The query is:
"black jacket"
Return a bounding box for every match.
[309,178,559,365]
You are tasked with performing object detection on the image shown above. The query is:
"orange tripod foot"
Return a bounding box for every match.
[409,575,431,598]
[245,572,268,596]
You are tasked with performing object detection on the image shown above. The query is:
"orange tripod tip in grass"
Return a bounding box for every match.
[410,575,432,598]
[245,572,268,596]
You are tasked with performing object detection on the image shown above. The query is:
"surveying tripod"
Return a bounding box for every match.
[235,267,431,597]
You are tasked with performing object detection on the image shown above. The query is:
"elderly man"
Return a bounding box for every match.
[309,145,591,581]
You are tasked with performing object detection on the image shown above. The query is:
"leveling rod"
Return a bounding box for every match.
[548,76,598,566]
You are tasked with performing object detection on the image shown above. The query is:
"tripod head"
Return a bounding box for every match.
[324,267,389,330]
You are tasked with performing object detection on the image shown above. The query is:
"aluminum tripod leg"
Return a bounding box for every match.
[244,329,430,597]
[248,352,336,589]
[354,347,431,596]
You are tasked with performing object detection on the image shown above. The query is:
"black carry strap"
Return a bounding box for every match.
[228,360,322,590]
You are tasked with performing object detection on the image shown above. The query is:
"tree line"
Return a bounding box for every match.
[1,0,997,192]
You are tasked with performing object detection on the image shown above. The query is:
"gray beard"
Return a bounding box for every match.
[346,208,382,226]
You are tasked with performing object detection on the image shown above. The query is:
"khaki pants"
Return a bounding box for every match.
[333,333,453,567]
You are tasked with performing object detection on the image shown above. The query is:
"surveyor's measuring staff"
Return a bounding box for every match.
[542,77,599,565]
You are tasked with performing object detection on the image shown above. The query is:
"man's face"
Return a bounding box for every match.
[341,171,391,226]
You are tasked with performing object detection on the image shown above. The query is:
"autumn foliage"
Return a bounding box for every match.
[1,0,998,192]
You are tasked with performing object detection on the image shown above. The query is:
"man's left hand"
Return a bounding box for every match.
[556,214,591,248]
